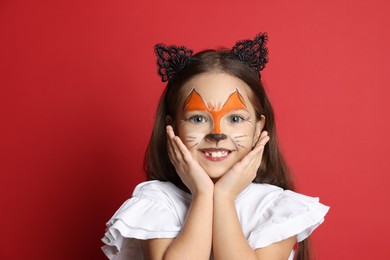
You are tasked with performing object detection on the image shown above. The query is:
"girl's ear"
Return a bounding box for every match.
[166,115,173,126]
[253,115,266,147]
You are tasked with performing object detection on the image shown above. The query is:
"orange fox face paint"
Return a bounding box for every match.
[184,89,247,133]
[175,72,263,180]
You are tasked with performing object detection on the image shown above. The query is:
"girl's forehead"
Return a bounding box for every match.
[180,72,253,107]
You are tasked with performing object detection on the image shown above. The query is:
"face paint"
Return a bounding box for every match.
[184,89,247,134]
[176,72,263,181]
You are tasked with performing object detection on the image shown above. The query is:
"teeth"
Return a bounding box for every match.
[205,151,228,158]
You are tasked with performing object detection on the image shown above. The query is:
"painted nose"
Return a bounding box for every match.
[205,133,227,142]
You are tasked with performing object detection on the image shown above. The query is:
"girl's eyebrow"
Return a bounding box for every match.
[229,108,250,113]
[183,108,250,114]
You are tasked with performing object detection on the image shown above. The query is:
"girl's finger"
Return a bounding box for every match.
[252,133,268,155]
[246,134,269,170]
[237,132,267,167]
[254,148,265,170]
[167,138,176,163]
[249,134,268,158]
[254,135,270,168]
[175,137,192,163]
[167,126,180,162]
[255,131,269,147]
[168,127,184,162]
[239,148,258,168]
[166,126,175,151]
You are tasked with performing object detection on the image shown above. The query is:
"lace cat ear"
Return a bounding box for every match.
[154,44,194,82]
[229,33,269,73]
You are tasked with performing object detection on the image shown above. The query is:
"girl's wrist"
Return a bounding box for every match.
[213,188,237,203]
[192,187,214,199]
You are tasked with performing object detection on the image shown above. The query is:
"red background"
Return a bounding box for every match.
[1,0,389,259]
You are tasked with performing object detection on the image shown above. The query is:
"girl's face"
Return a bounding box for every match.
[174,72,264,180]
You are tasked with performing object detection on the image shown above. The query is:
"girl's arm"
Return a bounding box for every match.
[213,192,296,260]
[254,237,297,259]
[212,131,295,260]
[141,126,214,260]
[141,192,213,260]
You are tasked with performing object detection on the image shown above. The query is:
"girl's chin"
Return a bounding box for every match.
[202,166,230,181]
[194,153,241,181]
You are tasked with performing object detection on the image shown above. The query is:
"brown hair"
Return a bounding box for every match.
[144,49,311,260]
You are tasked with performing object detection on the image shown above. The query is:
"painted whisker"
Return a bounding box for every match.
[188,142,199,149]
[233,135,248,139]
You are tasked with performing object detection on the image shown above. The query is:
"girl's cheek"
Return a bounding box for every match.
[181,123,209,135]
[178,124,208,148]
[229,126,258,150]
[225,123,255,136]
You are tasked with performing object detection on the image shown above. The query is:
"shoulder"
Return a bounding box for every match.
[102,181,187,259]
[132,180,191,205]
[132,180,176,199]
[239,183,326,209]
[105,181,190,226]
[236,183,283,208]
[238,183,330,249]
[133,180,174,194]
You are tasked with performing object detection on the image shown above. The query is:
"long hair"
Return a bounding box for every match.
[144,49,311,260]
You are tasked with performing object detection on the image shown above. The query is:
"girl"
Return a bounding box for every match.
[102,33,329,260]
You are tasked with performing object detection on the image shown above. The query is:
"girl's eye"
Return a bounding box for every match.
[229,115,245,123]
[190,115,207,124]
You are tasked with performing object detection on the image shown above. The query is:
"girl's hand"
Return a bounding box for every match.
[166,125,214,196]
[214,131,270,201]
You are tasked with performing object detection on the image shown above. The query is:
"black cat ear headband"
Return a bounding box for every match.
[155,33,269,82]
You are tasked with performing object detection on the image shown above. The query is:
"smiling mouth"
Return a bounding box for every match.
[199,148,232,161]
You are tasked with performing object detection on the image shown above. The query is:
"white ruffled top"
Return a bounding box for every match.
[102,180,329,259]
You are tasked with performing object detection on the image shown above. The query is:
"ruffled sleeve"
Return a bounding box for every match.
[101,182,182,259]
[247,189,330,249]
